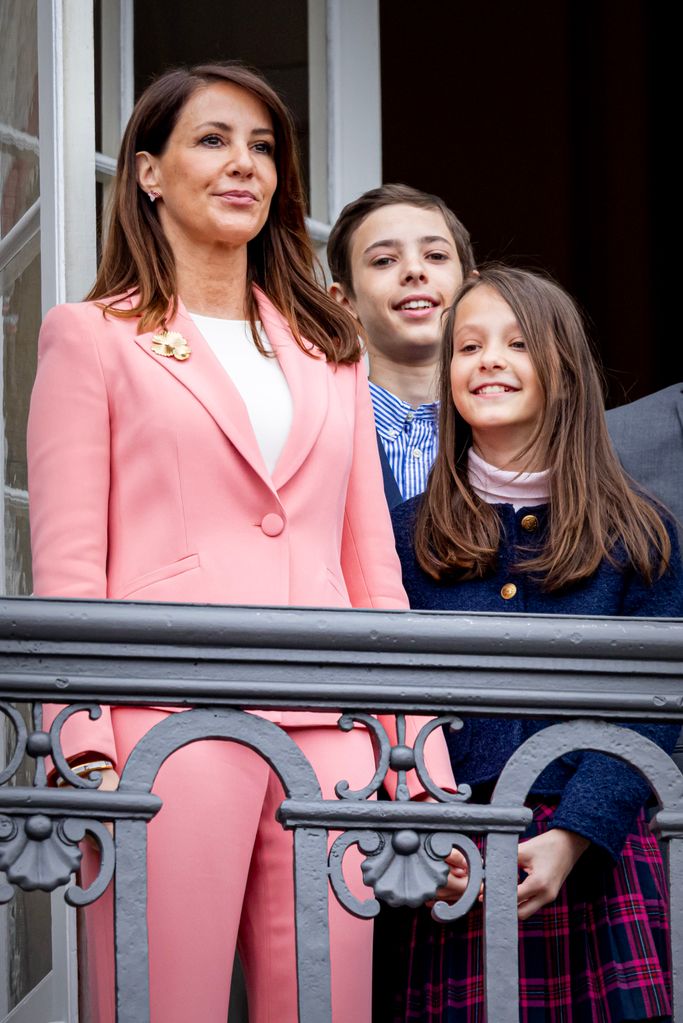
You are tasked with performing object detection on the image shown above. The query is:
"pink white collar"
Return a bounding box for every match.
[467,448,550,510]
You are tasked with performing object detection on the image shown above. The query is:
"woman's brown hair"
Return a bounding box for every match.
[415,264,671,589]
[88,61,361,364]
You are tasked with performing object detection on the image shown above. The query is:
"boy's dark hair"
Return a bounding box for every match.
[327,183,476,295]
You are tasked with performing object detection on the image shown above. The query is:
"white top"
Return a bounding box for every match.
[468,448,550,510]
[189,314,293,475]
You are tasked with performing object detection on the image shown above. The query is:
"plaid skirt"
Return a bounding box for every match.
[390,806,671,1023]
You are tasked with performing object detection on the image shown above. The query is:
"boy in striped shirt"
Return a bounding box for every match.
[328,184,475,507]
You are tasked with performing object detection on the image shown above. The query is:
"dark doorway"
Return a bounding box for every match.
[380,1,679,405]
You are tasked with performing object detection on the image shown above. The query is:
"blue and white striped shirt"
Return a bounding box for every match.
[369,381,439,501]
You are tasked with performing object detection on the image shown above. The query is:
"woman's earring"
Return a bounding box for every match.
[147,190,161,203]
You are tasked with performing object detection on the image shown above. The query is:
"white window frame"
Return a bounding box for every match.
[96,0,134,226]
[0,201,39,593]
[38,0,97,314]
[308,0,382,266]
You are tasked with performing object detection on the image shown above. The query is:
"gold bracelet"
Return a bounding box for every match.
[55,759,114,787]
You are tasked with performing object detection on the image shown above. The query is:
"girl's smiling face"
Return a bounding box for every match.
[450,284,545,468]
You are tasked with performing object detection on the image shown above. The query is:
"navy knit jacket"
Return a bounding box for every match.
[391,499,683,861]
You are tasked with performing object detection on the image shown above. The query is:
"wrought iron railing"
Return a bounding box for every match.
[1,597,682,1022]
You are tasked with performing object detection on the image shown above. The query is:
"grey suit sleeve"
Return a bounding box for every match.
[606,383,683,528]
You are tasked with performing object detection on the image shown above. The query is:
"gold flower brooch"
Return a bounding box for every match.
[151,330,191,361]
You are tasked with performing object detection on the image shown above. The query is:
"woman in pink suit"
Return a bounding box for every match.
[28,62,454,1022]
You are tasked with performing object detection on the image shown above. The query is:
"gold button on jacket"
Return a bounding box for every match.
[520,514,539,532]
[501,582,517,600]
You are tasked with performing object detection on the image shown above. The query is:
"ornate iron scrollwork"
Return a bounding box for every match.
[328,826,486,921]
[0,813,82,895]
[334,712,473,804]
[412,715,472,803]
[328,828,462,917]
[0,701,118,906]
[49,703,110,789]
[326,713,481,914]
[0,702,28,785]
[334,713,392,800]
[357,829,455,909]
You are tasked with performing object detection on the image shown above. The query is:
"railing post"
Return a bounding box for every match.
[651,809,683,1020]
[114,819,151,1023]
[483,832,522,1022]
[669,836,683,1020]
[293,827,332,1022]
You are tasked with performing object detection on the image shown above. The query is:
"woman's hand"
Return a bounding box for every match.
[516,828,590,919]
[60,766,120,837]
[94,766,120,792]
[91,768,119,837]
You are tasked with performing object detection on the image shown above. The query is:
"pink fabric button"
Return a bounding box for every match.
[261,513,285,537]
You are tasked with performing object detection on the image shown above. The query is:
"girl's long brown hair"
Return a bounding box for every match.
[88,62,361,364]
[415,265,671,589]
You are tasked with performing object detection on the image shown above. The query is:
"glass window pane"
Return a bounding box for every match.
[6,890,52,1009]
[0,699,53,1010]
[2,244,40,597]
[1,249,50,1011]
[0,0,39,237]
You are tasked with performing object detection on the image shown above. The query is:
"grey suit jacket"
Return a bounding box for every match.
[606,382,683,530]
[607,383,683,770]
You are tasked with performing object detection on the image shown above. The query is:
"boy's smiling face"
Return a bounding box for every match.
[332,203,464,367]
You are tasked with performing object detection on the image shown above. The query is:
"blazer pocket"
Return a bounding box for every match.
[119,554,200,599]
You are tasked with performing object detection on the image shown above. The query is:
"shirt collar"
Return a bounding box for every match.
[369,381,439,437]
[467,448,550,507]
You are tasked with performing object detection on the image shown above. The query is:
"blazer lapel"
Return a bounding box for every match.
[133,300,273,488]
[254,288,329,489]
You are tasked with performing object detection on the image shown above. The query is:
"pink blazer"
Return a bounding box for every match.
[28,288,455,791]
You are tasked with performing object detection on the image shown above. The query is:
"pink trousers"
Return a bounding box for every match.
[80,708,375,1022]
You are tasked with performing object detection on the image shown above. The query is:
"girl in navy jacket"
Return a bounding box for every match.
[390,265,682,1022]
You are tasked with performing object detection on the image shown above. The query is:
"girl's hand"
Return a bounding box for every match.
[429,847,470,905]
[516,828,590,919]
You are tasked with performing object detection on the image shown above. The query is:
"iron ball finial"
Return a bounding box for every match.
[392,830,420,855]
[25,815,53,842]
[27,731,52,758]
